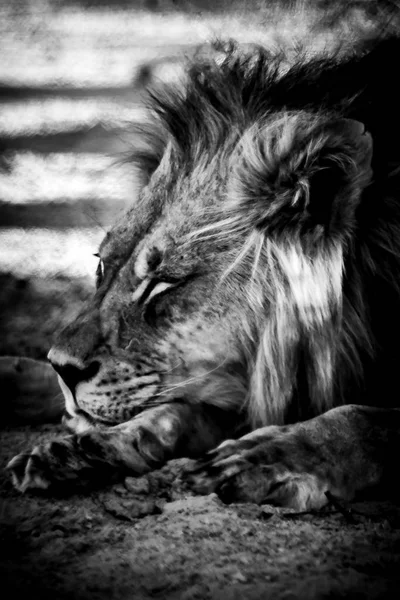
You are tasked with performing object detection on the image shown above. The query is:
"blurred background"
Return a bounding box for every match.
[0,0,393,358]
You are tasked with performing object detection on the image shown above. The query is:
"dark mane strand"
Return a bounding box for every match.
[141,37,400,180]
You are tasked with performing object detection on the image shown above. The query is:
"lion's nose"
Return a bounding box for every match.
[48,353,100,393]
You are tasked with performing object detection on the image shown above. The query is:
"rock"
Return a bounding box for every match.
[102,496,161,521]
[124,476,150,495]
[232,571,247,583]
[113,483,128,496]
[0,356,63,424]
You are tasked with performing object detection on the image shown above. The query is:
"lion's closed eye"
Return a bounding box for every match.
[145,281,176,303]
[131,278,177,306]
[132,279,179,327]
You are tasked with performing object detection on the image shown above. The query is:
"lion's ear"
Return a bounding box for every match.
[235,117,373,237]
[301,118,373,232]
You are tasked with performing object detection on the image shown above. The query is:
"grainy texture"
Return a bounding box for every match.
[2,2,400,597]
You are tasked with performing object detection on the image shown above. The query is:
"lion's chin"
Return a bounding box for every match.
[64,400,160,431]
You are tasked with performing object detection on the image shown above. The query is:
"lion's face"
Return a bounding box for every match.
[50,153,249,430]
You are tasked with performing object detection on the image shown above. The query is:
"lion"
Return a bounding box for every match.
[7,36,400,510]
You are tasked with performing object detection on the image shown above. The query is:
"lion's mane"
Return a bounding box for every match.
[131,38,400,428]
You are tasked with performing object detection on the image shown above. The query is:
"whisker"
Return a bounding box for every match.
[50,392,66,406]
[145,356,230,400]
[157,357,185,374]
[81,207,107,233]
[122,357,231,407]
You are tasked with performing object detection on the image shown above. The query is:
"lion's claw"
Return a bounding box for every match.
[6,450,51,493]
[184,439,253,496]
[185,432,332,510]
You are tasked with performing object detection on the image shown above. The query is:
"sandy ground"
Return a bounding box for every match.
[2,2,400,598]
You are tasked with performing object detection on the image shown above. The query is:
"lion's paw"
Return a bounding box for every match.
[6,449,51,493]
[186,433,330,511]
[6,435,85,493]
[5,427,158,494]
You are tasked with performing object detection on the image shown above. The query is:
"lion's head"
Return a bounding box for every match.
[49,45,374,433]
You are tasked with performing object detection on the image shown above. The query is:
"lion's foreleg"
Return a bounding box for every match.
[7,402,238,493]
